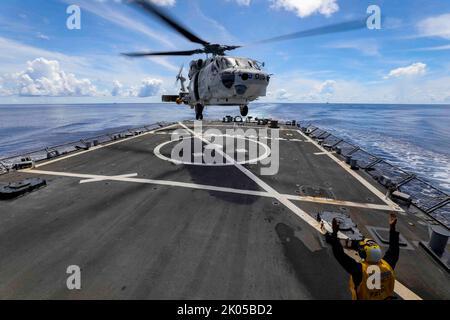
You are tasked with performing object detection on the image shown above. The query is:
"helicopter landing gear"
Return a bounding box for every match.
[240,105,249,117]
[195,104,204,120]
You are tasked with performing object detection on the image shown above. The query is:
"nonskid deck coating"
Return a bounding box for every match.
[0,121,448,299]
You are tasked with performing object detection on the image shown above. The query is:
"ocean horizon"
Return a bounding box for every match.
[0,103,449,194]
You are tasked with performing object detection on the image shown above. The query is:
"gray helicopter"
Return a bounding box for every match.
[123,0,366,120]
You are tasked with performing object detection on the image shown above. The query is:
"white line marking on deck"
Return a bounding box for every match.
[314,151,336,156]
[34,123,179,169]
[199,123,298,131]
[284,194,402,211]
[394,281,422,300]
[26,169,396,212]
[79,173,138,184]
[26,169,272,198]
[297,130,403,213]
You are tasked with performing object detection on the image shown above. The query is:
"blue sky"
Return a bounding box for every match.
[0,0,450,104]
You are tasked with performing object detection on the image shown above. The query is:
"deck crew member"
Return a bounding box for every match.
[327,213,400,300]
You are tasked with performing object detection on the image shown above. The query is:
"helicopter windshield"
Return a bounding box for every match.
[235,58,255,69]
[219,57,235,68]
[218,57,261,70]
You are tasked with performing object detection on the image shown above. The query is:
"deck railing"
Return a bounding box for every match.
[0,122,172,175]
[300,122,449,229]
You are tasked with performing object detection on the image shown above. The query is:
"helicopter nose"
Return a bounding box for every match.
[234,71,270,96]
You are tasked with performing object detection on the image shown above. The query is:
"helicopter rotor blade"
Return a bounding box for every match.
[251,18,367,45]
[122,49,205,57]
[128,0,210,46]
[177,64,184,78]
[175,64,184,86]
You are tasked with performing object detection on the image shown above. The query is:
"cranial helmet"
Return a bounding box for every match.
[358,238,382,263]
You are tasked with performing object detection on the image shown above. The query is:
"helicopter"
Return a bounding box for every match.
[123,0,367,120]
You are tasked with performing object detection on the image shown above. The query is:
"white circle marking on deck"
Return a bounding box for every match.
[153,135,271,166]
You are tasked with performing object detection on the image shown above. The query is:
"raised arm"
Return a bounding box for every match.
[383,213,400,269]
[327,219,362,285]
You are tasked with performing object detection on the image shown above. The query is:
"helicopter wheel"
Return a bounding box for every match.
[195,104,204,120]
[240,105,249,117]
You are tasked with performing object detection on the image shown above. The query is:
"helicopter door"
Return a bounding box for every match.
[193,72,200,101]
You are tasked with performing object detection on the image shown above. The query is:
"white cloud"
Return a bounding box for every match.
[0,37,89,75]
[316,79,336,95]
[137,78,163,97]
[1,58,100,97]
[301,79,336,100]
[411,44,450,52]
[271,89,292,100]
[109,78,163,97]
[270,0,339,18]
[111,80,123,96]
[0,57,166,99]
[261,66,450,104]
[417,13,450,39]
[264,74,339,102]
[327,39,380,56]
[111,78,163,98]
[36,32,50,41]
[384,62,427,79]
[0,77,11,96]
[229,0,251,6]
[0,36,178,87]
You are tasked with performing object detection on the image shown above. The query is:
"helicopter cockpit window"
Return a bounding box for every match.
[221,57,235,68]
[231,58,260,70]
[252,60,262,70]
[238,59,250,68]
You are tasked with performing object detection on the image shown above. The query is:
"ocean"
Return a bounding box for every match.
[0,103,449,193]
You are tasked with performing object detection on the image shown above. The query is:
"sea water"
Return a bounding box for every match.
[0,103,448,193]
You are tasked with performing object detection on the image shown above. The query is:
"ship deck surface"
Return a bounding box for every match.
[0,121,449,299]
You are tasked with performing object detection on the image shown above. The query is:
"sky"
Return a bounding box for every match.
[0,0,450,104]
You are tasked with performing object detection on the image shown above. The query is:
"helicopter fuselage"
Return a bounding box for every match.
[181,56,270,108]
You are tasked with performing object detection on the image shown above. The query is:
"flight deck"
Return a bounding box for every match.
[0,120,449,299]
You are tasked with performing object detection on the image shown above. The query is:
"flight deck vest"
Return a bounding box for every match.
[349,260,395,300]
